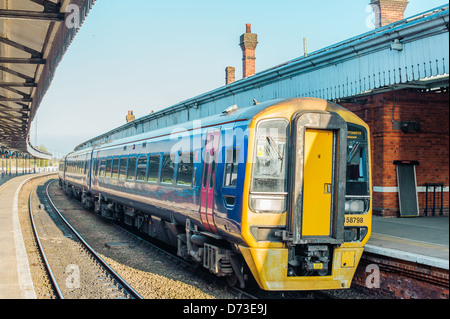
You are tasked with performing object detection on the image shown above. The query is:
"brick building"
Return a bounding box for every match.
[342,88,449,217]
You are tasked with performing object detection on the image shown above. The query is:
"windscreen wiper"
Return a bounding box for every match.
[266,136,284,160]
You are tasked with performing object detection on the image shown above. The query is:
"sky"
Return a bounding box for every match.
[29,0,448,156]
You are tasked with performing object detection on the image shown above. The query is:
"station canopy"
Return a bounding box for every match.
[0,0,95,159]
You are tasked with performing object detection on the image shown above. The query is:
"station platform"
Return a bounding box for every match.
[367,215,449,270]
[0,174,38,299]
[0,174,448,298]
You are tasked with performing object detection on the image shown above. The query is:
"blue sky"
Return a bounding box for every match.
[30,0,448,155]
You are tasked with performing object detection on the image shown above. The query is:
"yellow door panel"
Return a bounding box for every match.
[302,129,333,236]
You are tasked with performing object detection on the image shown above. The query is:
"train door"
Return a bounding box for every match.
[289,111,347,244]
[92,151,99,192]
[200,129,220,233]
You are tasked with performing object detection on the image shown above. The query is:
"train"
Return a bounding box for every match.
[59,97,372,291]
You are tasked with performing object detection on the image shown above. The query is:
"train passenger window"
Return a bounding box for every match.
[224,148,239,187]
[251,119,288,193]
[119,158,127,179]
[147,155,160,183]
[136,156,147,181]
[112,158,119,179]
[105,159,112,177]
[161,154,175,184]
[99,159,106,177]
[127,157,137,180]
[176,152,194,186]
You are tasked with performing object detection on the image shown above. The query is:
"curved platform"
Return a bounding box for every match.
[0,174,37,299]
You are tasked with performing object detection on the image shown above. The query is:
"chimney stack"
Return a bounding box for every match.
[225,66,235,85]
[370,0,409,28]
[239,24,258,78]
[126,110,135,123]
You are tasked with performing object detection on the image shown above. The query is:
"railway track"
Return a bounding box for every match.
[28,179,142,299]
[24,176,349,300]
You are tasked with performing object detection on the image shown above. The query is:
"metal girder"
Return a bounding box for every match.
[0,9,64,21]
[0,58,46,64]
[0,66,34,82]
[28,0,62,13]
[0,82,37,88]
[0,96,33,103]
[0,36,43,57]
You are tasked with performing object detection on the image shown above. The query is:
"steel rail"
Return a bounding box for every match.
[44,180,143,299]
[28,185,64,299]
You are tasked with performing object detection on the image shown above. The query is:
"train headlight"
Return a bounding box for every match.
[345,200,365,214]
[249,194,286,213]
[344,227,368,242]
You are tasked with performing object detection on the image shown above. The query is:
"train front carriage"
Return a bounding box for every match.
[61,97,371,292]
[238,98,371,291]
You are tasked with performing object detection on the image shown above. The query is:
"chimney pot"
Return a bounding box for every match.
[126,110,135,123]
[246,23,251,33]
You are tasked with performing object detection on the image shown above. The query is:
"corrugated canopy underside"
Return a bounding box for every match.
[0,0,95,158]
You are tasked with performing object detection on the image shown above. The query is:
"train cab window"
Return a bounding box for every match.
[112,158,119,179]
[99,159,106,177]
[251,119,288,193]
[105,159,112,177]
[250,119,288,214]
[224,148,239,187]
[119,157,127,179]
[161,154,175,184]
[147,154,160,183]
[176,152,194,186]
[345,124,370,215]
[127,157,137,180]
[136,156,147,181]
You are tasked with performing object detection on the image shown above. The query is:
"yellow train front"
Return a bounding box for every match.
[239,98,372,290]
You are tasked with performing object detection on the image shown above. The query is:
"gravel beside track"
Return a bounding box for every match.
[45,179,234,299]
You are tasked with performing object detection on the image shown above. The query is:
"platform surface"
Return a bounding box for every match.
[0,175,37,299]
[367,215,449,269]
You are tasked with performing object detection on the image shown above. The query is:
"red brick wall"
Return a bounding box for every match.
[353,253,449,299]
[341,89,449,217]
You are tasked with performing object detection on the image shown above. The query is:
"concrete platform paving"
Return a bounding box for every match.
[0,174,37,299]
[367,216,448,269]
